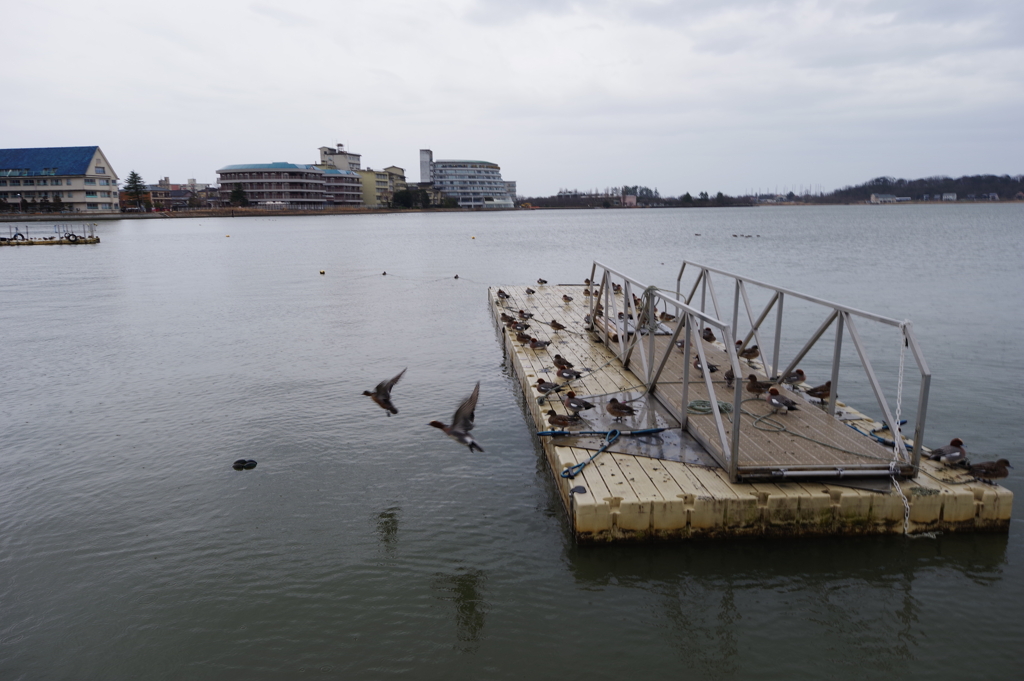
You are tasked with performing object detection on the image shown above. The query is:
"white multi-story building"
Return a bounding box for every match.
[0,146,119,212]
[419,149,514,209]
[318,144,362,171]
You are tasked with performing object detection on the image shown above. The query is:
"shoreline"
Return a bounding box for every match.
[0,201,1017,223]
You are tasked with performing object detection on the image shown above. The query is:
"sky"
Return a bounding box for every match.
[4,0,1022,196]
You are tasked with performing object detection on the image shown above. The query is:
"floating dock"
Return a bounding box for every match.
[492,263,1011,541]
[0,235,100,246]
[1,224,99,246]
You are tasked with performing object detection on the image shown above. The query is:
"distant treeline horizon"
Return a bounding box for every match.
[522,174,1024,208]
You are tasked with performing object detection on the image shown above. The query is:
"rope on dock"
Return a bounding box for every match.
[688,396,894,463]
[559,429,620,479]
[687,399,734,414]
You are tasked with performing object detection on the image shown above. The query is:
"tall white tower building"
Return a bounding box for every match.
[419,148,514,209]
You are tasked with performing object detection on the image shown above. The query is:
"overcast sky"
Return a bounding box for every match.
[5,0,1021,195]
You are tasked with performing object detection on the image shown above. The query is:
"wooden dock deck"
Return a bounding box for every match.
[491,284,1012,541]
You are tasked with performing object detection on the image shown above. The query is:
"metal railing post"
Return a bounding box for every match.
[772,292,784,378]
[829,312,844,416]
[732,280,740,345]
[680,314,693,431]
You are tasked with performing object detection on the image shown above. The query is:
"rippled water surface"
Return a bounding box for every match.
[1,206,1022,679]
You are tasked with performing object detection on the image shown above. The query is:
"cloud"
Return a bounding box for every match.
[1,0,1019,194]
[250,2,316,28]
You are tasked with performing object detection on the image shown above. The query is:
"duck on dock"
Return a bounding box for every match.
[552,354,574,369]
[736,341,760,364]
[970,459,1012,481]
[549,320,567,331]
[928,438,967,465]
[766,388,799,415]
[806,381,831,401]
[702,328,716,343]
[563,392,595,413]
[779,369,806,390]
[606,398,636,421]
[547,410,582,430]
[693,356,719,375]
[746,375,773,397]
[535,379,564,395]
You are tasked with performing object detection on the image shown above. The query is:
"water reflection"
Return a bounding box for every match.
[375,506,400,552]
[432,568,487,651]
[564,533,1007,671]
[565,534,1008,587]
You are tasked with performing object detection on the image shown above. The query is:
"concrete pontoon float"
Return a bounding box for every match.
[492,261,1012,542]
[1,223,100,246]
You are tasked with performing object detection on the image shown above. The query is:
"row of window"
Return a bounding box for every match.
[0,178,115,187]
[0,191,76,199]
[86,203,115,209]
[221,172,318,180]
[0,191,115,199]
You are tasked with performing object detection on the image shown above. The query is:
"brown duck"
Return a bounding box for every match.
[746,375,772,397]
[363,368,406,416]
[970,459,1012,480]
[546,409,582,430]
[806,381,831,400]
[736,340,760,363]
[606,398,636,421]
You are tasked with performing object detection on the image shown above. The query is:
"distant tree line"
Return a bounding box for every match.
[523,186,748,208]
[816,174,1024,202]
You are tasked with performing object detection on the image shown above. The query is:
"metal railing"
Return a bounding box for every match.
[673,260,930,470]
[586,261,747,478]
[583,260,931,481]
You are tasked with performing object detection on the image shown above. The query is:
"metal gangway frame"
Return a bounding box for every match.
[584,260,931,482]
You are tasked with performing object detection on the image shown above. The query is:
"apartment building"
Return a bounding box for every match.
[357,166,406,207]
[419,149,514,209]
[0,146,119,212]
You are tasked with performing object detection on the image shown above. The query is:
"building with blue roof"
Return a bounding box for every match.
[0,146,119,212]
[216,152,364,207]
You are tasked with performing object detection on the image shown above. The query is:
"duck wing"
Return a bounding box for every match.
[451,382,480,433]
[377,368,407,396]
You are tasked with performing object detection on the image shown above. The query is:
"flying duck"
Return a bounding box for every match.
[428,382,484,452]
[362,368,407,416]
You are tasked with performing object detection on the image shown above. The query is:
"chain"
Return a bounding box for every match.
[891,321,910,535]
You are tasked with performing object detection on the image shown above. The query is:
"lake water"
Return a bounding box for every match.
[1,205,1022,679]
